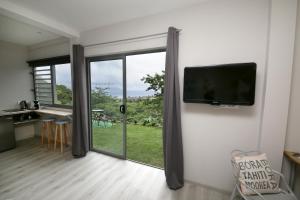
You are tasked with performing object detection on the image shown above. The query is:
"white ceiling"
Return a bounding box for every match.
[4,0,205,33]
[0,14,61,46]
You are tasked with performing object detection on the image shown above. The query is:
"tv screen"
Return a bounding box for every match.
[183,63,256,105]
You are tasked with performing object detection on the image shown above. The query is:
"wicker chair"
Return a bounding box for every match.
[230,150,298,200]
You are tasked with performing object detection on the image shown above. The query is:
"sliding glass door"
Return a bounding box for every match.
[126,52,165,167]
[88,57,126,158]
[87,50,165,167]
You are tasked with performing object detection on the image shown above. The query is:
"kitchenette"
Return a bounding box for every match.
[0,37,74,153]
[0,100,72,152]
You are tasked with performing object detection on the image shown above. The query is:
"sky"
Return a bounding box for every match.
[53,52,166,97]
[55,63,72,88]
[90,52,166,98]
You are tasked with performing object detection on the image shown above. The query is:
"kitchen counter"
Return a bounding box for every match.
[0,108,72,118]
[0,108,72,150]
[35,109,72,117]
[0,110,32,117]
[284,150,300,190]
[285,150,300,165]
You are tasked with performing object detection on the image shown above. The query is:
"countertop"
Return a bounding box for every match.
[284,150,300,165]
[0,110,32,117]
[35,109,72,117]
[0,108,72,117]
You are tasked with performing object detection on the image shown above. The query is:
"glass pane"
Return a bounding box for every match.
[90,59,124,156]
[35,79,51,84]
[35,75,51,79]
[35,88,52,93]
[35,71,50,75]
[39,100,52,105]
[36,84,51,89]
[54,63,72,105]
[126,52,165,168]
[34,66,50,71]
[37,97,52,103]
[36,90,52,98]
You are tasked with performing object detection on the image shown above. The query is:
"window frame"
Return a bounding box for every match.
[86,47,166,158]
[28,55,72,108]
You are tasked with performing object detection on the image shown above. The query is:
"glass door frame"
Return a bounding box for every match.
[86,55,127,159]
[86,48,166,160]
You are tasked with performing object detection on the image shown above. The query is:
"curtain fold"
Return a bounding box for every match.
[72,44,89,158]
[163,27,184,190]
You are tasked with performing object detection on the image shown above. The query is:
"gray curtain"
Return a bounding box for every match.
[163,27,184,190]
[72,44,89,157]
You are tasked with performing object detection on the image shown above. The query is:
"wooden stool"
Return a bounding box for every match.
[54,120,70,153]
[41,119,55,149]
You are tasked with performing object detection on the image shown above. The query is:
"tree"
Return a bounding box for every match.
[56,85,72,105]
[140,71,165,127]
[141,71,165,97]
[91,87,110,106]
[91,87,120,117]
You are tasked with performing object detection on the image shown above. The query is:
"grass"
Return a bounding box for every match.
[92,123,164,168]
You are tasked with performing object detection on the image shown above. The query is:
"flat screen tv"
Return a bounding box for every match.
[183,63,256,105]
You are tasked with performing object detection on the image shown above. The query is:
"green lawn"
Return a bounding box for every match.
[92,124,164,168]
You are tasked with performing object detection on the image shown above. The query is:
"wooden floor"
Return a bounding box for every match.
[0,138,229,200]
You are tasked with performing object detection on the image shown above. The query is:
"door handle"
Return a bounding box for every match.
[119,105,126,114]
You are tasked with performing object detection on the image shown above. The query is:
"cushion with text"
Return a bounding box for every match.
[233,153,280,195]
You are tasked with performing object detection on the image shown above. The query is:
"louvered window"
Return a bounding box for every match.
[28,56,72,107]
[33,66,53,104]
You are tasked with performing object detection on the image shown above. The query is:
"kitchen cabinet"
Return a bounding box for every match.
[0,116,16,152]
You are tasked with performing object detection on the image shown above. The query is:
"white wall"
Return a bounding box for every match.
[285,1,300,198]
[259,0,297,172]
[0,41,33,110]
[0,41,35,141]
[286,0,300,153]
[28,37,70,60]
[80,0,297,192]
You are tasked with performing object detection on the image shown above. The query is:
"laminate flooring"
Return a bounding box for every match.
[0,138,230,200]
